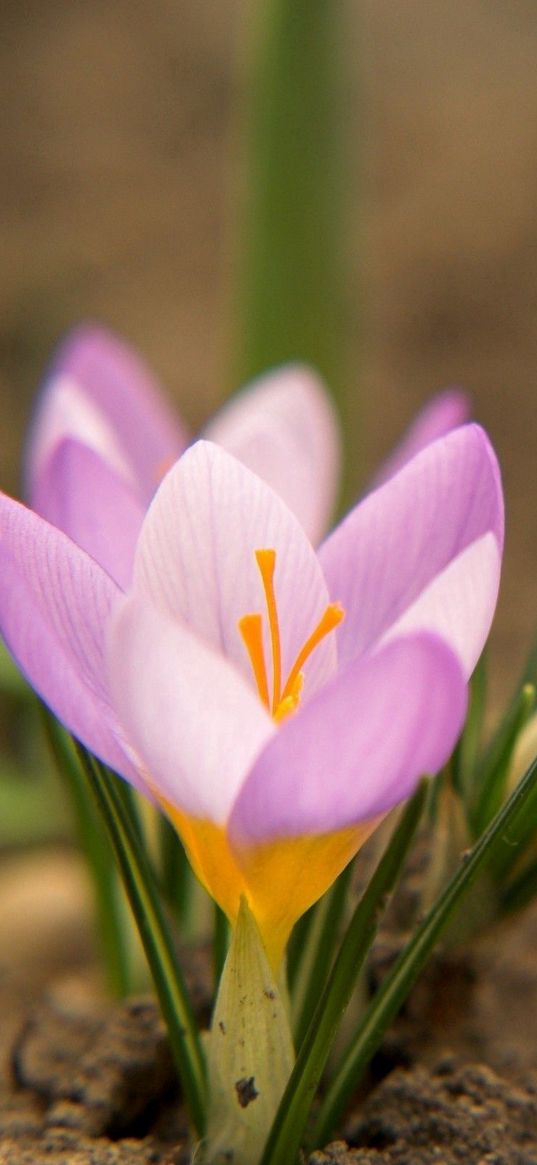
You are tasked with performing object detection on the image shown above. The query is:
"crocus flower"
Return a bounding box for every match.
[24,326,469,591]
[0,421,502,967]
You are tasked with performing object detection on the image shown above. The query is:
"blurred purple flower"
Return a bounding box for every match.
[24,326,469,591]
[25,326,340,587]
[0,417,502,964]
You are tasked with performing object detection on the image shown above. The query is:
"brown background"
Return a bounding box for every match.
[1,0,537,707]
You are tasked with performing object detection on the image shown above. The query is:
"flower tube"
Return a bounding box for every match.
[0,421,502,967]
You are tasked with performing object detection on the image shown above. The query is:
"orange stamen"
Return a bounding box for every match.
[237,549,345,723]
[238,613,270,710]
[274,672,304,724]
[281,603,345,703]
[255,549,282,710]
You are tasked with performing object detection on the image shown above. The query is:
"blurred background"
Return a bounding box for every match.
[2,1,536,692]
[1,0,537,972]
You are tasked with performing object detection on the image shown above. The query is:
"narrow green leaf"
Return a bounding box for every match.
[500,855,537,916]
[259,783,427,1165]
[234,0,346,402]
[74,741,207,1137]
[291,861,354,1050]
[451,650,487,798]
[159,811,195,916]
[488,767,537,884]
[202,898,294,1165]
[519,626,537,688]
[470,682,535,836]
[286,904,316,995]
[43,712,131,998]
[313,751,537,1147]
[213,902,231,988]
[0,641,33,697]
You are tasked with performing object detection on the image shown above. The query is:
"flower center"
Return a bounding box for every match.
[238,548,344,723]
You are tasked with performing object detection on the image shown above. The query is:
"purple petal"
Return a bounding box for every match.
[107,595,275,823]
[26,325,187,505]
[204,365,340,544]
[369,388,470,490]
[230,632,467,844]
[0,493,141,788]
[134,441,338,703]
[319,425,504,678]
[31,438,145,589]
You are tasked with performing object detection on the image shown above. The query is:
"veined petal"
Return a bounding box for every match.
[319,425,504,677]
[134,441,338,702]
[231,632,467,843]
[107,595,275,825]
[31,438,145,589]
[204,365,340,544]
[378,533,499,677]
[25,325,187,504]
[368,388,470,490]
[0,493,140,788]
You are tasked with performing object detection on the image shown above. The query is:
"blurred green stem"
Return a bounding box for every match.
[43,710,131,997]
[234,0,347,404]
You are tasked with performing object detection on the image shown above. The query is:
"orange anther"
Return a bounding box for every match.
[238,550,344,723]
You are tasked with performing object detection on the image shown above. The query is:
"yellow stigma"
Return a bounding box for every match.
[238,548,344,723]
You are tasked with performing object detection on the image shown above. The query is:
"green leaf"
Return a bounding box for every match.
[44,712,132,997]
[312,750,537,1147]
[74,741,207,1137]
[259,783,427,1165]
[500,855,537,915]
[470,682,535,836]
[488,767,537,886]
[213,902,231,988]
[159,812,195,915]
[451,650,487,799]
[0,641,33,697]
[290,860,354,1050]
[202,897,294,1165]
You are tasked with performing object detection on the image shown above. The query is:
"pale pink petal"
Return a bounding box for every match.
[230,632,467,843]
[204,365,340,544]
[368,388,470,490]
[319,425,504,678]
[379,534,499,677]
[134,441,338,703]
[26,377,136,498]
[0,493,141,788]
[26,325,188,504]
[107,595,275,823]
[31,439,145,589]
